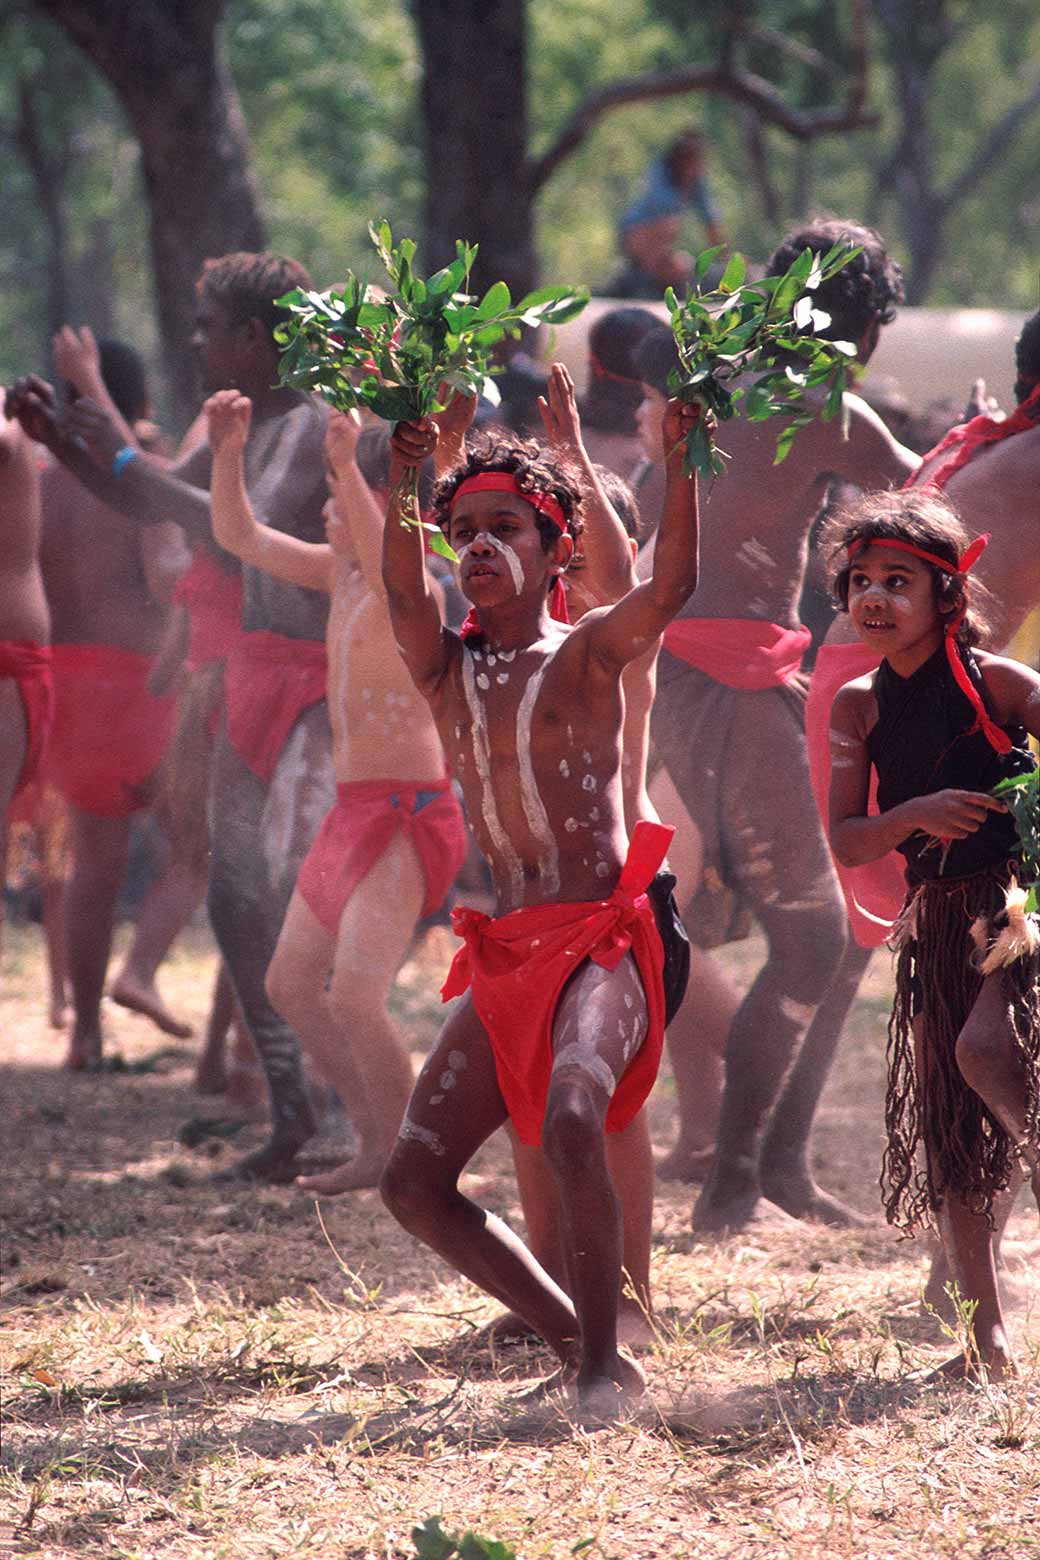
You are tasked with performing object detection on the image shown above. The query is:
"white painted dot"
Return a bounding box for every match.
[476,673,490,690]
[564,817,579,833]
[559,760,570,778]
[582,775,597,793]
[496,673,509,685]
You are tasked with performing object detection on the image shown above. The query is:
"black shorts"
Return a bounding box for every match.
[646,869,691,1028]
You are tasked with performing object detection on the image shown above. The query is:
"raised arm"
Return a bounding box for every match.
[577,397,700,670]
[825,392,919,491]
[206,391,331,595]
[52,326,137,450]
[538,362,635,605]
[384,419,455,693]
[7,374,217,543]
[325,410,388,599]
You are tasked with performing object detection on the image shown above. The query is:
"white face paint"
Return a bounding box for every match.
[456,532,525,596]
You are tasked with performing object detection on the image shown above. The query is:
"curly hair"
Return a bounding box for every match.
[767,218,905,346]
[825,489,991,647]
[432,432,585,555]
[197,252,313,342]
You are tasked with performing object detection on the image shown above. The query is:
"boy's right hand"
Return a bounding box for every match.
[205,390,252,456]
[911,788,1007,840]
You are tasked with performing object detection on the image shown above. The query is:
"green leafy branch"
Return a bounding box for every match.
[665,241,863,479]
[992,768,1040,913]
[275,220,588,559]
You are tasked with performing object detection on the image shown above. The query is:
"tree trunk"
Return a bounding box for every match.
[411,0,537,301]
[31,0,267,429]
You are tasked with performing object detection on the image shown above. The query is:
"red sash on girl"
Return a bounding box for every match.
[805,642,907,947]
[441,820,672,1146]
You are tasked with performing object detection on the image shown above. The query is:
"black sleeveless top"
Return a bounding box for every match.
[866,644,1034,881]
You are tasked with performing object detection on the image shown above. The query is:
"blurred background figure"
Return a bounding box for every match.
[612,128,727,300]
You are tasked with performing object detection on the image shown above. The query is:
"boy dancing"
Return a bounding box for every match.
[379,397,699,1421]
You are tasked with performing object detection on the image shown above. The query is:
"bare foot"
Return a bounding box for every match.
[692,1162,761,1235]
[759,1165,870,1227]
[214,1111,317,1186]
[656,1143,715,1183]
[295,1151,386,1195]
[575,1351,647,1427]
[109,977,193,1040]
[64,1026,102,1071]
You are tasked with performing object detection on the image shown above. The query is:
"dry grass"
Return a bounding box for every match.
[2,920,1038,1560]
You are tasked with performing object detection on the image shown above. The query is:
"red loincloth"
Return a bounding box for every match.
[662,617,811,689]
[441,820,672,1146]
[805,642,906,948]
[296,777,468,934]
[173,549,244,672]
[46,643,176,817]
[224,630,327,784]
[0,641,54,803]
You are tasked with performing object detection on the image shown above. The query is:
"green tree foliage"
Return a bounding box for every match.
[3,0,1036,401]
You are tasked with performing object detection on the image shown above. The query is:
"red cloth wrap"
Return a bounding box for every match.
[172,550,244,671]
[0,641,54,803]
[297,777,468,934]
[224,630,327,784]
[441,819,672,1145]
[46,643,175,816]
[805,643,907,948]
[662,617,811,689]
[907,381,1040,493]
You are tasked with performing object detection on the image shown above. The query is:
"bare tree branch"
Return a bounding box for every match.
[527,0,874,194]
[938,76,1040,216]
[528,62,877,193]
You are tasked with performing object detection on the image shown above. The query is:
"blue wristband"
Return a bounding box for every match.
[111,445,138,478]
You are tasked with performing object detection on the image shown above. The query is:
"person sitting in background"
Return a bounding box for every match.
[613,129,727,300]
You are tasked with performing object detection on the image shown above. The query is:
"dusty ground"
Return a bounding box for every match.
[1,920,1037,1560]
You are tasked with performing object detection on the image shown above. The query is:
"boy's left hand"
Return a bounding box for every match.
[537,362,583,456]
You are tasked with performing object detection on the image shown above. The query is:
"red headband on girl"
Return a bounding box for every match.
[451,471,567,535]
[847,532,1011,754]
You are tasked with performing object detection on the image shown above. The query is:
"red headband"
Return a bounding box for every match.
[589,351,642,389]
[847,532,1011,755]
[451,471,567,535]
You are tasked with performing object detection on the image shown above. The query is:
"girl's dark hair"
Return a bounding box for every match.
[581,307,660,434]
[433,431,584,555]
[825,489,991,646]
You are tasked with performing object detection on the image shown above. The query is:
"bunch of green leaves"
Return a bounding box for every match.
[275,220,588,557]
[993,769,1040,912]
[665,242,863,479]
[411,1515,516,1560]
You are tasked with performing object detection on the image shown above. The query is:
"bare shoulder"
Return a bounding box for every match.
[976,649,1040,712]
[831,673,876,739]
